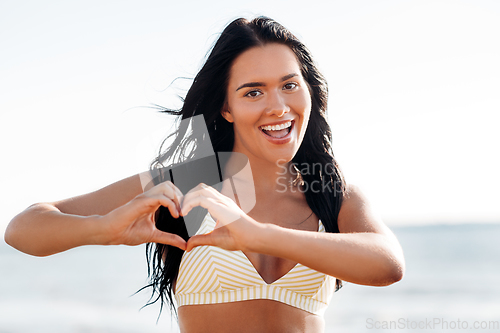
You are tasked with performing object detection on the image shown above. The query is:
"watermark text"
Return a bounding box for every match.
[366,317,499,330]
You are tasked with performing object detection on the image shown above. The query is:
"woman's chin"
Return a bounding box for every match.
[265,149,299,166]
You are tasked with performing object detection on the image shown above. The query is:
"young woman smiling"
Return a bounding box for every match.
[5,17,405,333]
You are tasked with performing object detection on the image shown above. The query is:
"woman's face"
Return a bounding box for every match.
[224,43,312,166]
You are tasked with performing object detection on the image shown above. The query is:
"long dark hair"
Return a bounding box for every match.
[143,16,346,316]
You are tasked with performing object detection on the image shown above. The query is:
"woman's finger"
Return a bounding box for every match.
[147,181,181,199]
[185,233,214,251]
[150,229,187,250]
[181,194,218,216]
[182,183,215,198]
[180,183,218,213]
[125,194,180,219]
[158,181,184,212]
[146,194,181,218]
[159,181,184,211]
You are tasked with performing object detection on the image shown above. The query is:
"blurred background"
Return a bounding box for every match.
[1,0,499,332]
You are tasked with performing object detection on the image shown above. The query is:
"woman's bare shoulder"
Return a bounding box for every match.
[337,184,392,236]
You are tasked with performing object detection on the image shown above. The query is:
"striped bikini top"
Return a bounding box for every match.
[174,213,336,316]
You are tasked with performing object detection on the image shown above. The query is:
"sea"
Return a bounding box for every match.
[1,223,499,333]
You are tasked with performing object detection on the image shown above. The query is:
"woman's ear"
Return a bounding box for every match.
[221,104,234,123]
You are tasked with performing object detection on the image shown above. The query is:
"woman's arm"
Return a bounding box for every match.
[184,184,405,286]
[4,173,186,256]
[251,185,404,286]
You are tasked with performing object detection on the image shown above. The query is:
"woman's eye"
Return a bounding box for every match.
[283,82,298,90]
[245,90,262,98]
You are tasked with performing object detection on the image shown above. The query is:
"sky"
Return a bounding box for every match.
[1,0,499,233]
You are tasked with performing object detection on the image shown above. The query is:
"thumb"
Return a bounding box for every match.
[186,233,215,252]
[151,230,187,250]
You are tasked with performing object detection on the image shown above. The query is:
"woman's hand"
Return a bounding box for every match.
[181,183,258,252]
[102,181,187,250]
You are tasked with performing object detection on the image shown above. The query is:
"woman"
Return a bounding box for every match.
[5,17,404,333]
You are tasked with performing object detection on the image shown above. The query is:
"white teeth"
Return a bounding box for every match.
[260,121,292,131]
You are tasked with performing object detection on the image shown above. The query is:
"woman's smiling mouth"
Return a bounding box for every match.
[258,120,294,143]
[259,120,293,138]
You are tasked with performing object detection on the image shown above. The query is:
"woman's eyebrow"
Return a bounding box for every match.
[281,73,298,81]
[236,81,264,91]
[235,73,299,91]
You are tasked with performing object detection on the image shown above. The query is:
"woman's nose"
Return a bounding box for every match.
[266,90,290,117]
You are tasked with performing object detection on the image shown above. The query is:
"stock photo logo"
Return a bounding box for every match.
[142,115,256,237]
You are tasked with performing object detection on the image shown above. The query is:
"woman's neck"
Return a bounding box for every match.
[224,152,298,195]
